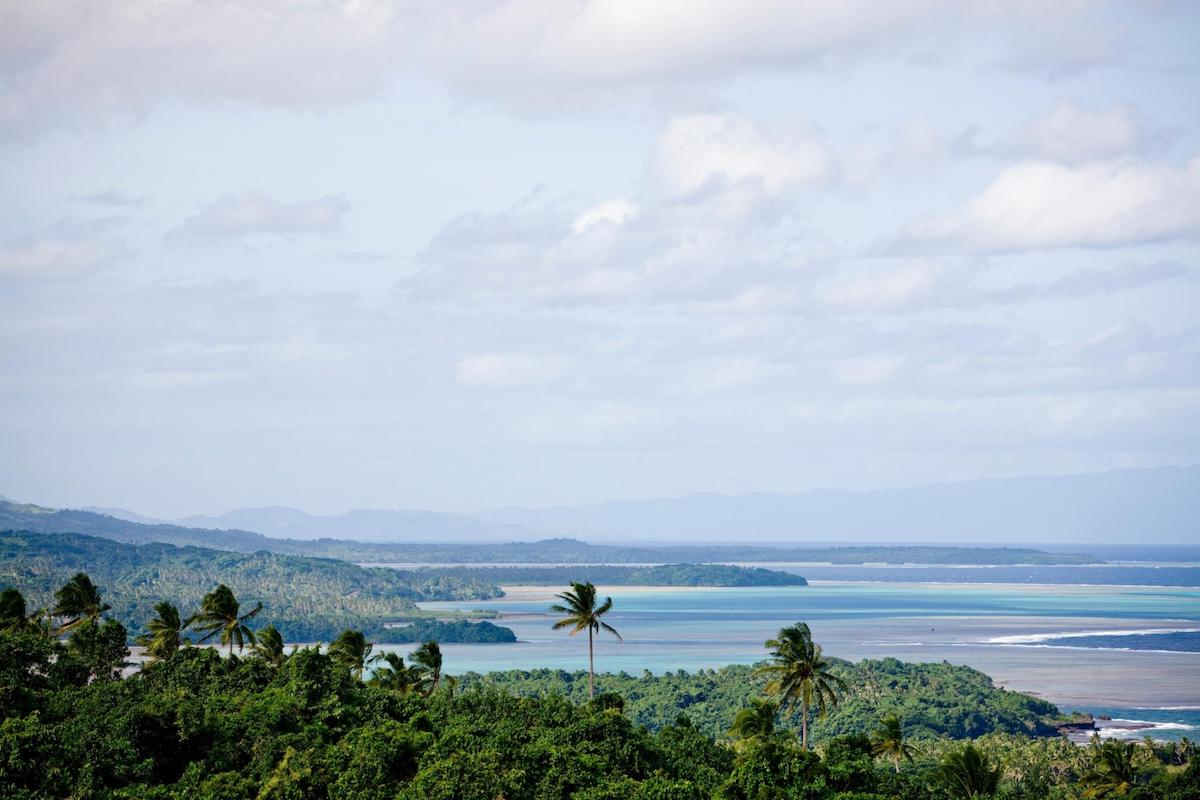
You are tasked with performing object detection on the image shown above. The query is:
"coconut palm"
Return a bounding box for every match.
[754,622,846,751]
[328,629,380,680]
[135,602,188,662]
[252,624,287,667]
[0,588,42,635]
[368,652,417,692]
[728,697,778,745]
[938,743,1001,799]
[1082,740,1140,798]
[187,584,261,655]
[409,640,443,696]
[872,715,917,773]
[550,581,621,699]
[52,572,111,633]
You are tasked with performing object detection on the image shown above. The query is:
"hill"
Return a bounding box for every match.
[0,530,512,643]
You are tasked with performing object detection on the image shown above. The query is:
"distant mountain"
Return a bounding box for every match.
[82,506,172,525]
[476,464,1200,544]
[175,506,540,542]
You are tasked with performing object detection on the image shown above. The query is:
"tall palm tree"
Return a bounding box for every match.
[188,584,261,655]
[135,602,187,662]
[328,629,380,680]
[368,652,417,692]
[252,624,287,667]
[938,743,1001,799]
[550,581,621,699]
[872,715,917,773]
[754,622,846,750]
[728,697,778,745]
[0,588,41,635]
[52,572,111,633]
[1082,740,1139,798]
[409,640,443,696]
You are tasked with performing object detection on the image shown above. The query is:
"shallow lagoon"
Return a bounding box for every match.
[406,580,1200,733]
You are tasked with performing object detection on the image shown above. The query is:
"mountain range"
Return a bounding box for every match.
[19,463,1200,544]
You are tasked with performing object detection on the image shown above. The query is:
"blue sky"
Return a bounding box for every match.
[1,1,1198,517]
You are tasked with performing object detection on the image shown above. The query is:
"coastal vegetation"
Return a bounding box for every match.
[0,530,511,643]
[408,563,809,587]
[551,581,622,699]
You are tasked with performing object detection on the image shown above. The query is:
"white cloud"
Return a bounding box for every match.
[455,353,570,389]
[894,157,1200,252]
[0,235,132,279]
[994,100,1148,164]
[171,192,350,243]
[572,199,637,234]
[654,114,834,194]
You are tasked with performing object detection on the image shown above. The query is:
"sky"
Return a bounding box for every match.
[1,1,1199,518]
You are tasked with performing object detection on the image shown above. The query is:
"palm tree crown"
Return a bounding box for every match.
[252,624,288,667]
[328,629,380,681]
[52,572,111,633]
[368,652,417,692]
[754,622,846,751]
[0,588,42,635]
[872,715,917,772]
[1083,740,1140,798]
[938,743,1001,799]
[409,640,443,696]
[188,584,261,655]
[728,697,778,745]
[135,601,187,662]
[550,581,621,699]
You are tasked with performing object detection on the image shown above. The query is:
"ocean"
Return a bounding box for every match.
[397,564,1200,742]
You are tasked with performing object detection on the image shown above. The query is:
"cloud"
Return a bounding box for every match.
[0,233,132,279]
[892,157,1200,252]
[170,192,350,243]
[0,1,1120,138]
[455,353,570,389]
[71,190,146,208]
[653,114,835,194]
[572,199,638,234]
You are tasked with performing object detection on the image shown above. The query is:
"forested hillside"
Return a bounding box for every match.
[0,530,510,643]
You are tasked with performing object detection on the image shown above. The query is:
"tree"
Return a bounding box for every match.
[368,652,417,692]
[252,624,287,667]
[135,602,187,662]
[727,697,777,746]
[187,584,261,655]
[938,743,1001,799]
[0,588,40,635]
[1082,740,1140,798]
[52,572,111,634]
[550,581,621,699]
[328,629,379,681]
[754,622,846,750]
[871,715,916,773]
[409,640,443,696]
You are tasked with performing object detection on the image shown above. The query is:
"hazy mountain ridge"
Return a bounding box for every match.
[476,465,1200,544]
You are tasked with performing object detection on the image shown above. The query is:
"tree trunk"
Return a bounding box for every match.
[588,626,595,699]
[801,702,808,750]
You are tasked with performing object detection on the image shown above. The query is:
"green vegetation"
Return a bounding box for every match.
[416,563,808,586]
[456,659,1072,743]
[757,622,848,750]
[0,530,512,643]
[1,616,1196,799]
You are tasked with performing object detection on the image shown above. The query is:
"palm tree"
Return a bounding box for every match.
[52,572,111,633]
[328,629,380,680]
[872,715,917,773]
[728,697,778,745]
[135,602,187,662]
[409,640,443,696]
[938,743,1001,799]
[550,581,621,699]
[1082,740,1139,798]
[754,622,846,750]
[187,584,261,655]
[368,652,417,692]
[252,624,287,667]
[0,588,41,635]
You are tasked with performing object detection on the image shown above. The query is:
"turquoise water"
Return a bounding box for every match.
[405,581,1200,715]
